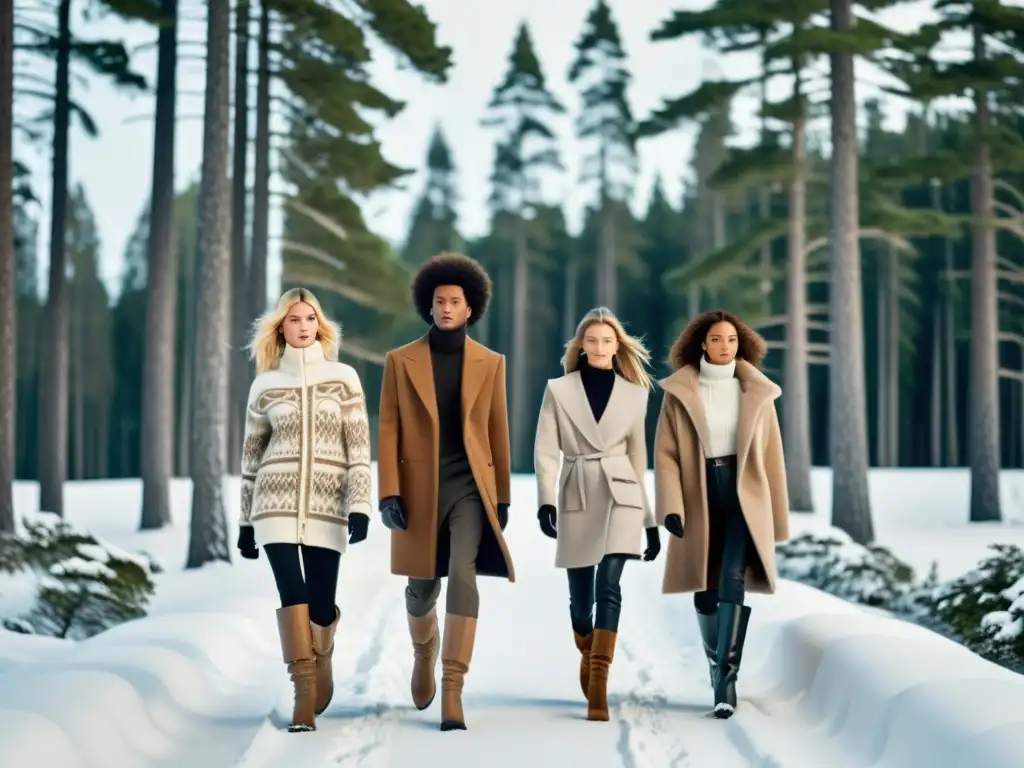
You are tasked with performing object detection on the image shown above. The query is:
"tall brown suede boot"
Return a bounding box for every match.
[408,608,439,710]
[574,631,592,698]
[310,606,340,716]
[586,628,616,722]
[440,613,476,731]
[277,604,317,732]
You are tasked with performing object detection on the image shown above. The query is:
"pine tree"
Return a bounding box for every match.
[0,0,14,532]
[402,125,462,266]
[568,0,637,310]
[482,22,565,469]
[887,0,1024,522]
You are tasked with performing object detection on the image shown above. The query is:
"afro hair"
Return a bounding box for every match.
[411,252,492,326]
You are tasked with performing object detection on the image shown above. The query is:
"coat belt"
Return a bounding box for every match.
[563,449,625,510]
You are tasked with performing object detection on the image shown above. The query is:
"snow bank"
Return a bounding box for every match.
[749,582,1024,768]
[0,596,282,768]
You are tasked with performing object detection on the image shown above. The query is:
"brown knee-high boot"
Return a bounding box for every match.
[574,631,592,698]
[587,629,616,722]
[440,613,476,731]
[408,608,439,710]
[309,606,340,716]
[277,604,317,732]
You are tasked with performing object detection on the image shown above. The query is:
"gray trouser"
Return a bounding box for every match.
[405,494,485,619]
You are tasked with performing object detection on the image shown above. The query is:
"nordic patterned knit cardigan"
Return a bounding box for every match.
[239,341,372,554]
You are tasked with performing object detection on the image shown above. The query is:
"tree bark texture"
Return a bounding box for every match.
[37,0,72,516]
[828,0,874,544]
[247,2,270,325]
[783,110,814,511]
[186,0,233,568]
[140,0,179,529]
[968,26,1002,522]
[0,0,16,531]
[228,0,251,474]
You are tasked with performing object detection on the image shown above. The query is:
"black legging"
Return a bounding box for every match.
[567,554,629,635]
[264,543,341,627]
[694,458,751,615]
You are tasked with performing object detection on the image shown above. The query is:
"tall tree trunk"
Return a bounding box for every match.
[968,25,1002,522]
[186,0,233,568]
[876,261,887,465]
[140,0,179,529]
[247,1,270,325]
[887,245,899,464]
[930,303,942,466]
[596,200,616,310]
[71,289,83,480]
[943,215,959,465]
[37,0,72,516]
[783,108,813,511]
[563,256,579,341]
[828,0,874,544]
[0,0,15,532]
[509,213,530,471]
[228,0,251,475]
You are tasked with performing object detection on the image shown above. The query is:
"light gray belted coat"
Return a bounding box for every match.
[534,371,654,568]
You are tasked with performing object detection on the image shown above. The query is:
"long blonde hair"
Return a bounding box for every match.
[248,287,341,373]
[561,307,653,390]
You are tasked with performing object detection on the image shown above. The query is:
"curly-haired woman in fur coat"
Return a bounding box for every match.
[654,309,790,719]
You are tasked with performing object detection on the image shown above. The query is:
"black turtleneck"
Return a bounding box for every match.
[579,357,615,423]
[429,324,467,458]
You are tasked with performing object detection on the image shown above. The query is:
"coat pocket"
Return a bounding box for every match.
[606,464,643,509]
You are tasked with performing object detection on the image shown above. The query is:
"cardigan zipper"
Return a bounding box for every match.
[297,350,309,543]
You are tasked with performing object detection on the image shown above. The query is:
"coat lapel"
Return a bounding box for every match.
[598,375,639,446]
[658,365,713,455]
[551,373,604,450]
[461,336,489,427]
[399,334,438,426]
[734,359,782,469]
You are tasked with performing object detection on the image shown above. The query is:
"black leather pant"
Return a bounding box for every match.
[694,456,751,615]
[264,543,340,627]
[567,554,629,634]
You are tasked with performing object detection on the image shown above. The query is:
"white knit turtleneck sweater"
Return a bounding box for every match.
[698,356,740,458]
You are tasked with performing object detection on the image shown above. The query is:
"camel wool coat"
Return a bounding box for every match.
[654,357,790,595]
[377,333,515,581]
[534,371,655,569]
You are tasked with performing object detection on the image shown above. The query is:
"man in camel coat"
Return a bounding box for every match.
[376,252,514,733]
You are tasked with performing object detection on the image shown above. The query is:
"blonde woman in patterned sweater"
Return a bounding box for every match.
[237,287,372,733]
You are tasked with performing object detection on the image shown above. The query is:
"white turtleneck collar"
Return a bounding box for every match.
[699,355,736,381]
[278,341,326,371]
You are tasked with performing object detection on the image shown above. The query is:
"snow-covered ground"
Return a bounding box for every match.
[1,467,1023,768]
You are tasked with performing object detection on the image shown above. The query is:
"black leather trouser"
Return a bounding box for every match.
[693,456,751,615]
[567,554,629,634]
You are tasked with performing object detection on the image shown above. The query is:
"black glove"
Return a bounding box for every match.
[664,514,684,539]
[497,503,509,531]
[348,512,369,544]
[380,496,407,530]
[237,525,258,560]
[537,504,557,539]
[643,526,661,562]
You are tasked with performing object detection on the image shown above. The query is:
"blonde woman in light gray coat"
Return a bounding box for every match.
[534,307,661,723]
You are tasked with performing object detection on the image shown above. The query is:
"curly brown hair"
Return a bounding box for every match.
[411,252,492,326]
[668,309,767,371]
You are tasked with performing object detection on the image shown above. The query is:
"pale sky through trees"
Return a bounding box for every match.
[14,0,931,300]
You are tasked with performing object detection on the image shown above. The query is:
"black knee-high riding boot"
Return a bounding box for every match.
[712,602,751,718]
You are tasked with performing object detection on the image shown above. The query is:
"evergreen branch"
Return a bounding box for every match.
[706,144,794,192]
[636,79,751,139]
[357,0,453,81]
[663,217,789,291]
[804,227,915,259]
[285,198,350,243]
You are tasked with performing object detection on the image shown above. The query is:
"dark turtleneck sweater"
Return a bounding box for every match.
[579,357,616,423]
[429,324,467,458]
